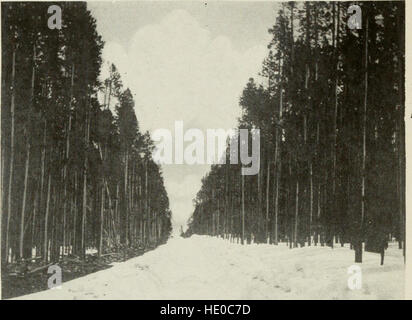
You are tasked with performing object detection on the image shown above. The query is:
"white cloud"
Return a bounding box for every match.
[101,9,267,229]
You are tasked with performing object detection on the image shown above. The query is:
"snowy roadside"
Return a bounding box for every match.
[15,235,404,300]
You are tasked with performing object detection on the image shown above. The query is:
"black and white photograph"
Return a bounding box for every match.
[0,0,407,301]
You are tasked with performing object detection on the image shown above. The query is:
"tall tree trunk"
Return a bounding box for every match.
[98,181,105,257]
[144,159,148,245]
[19,44,36,259]
[332,2,340,245]
[81,164,87,259]
[63,63,75,254]
[274,54,283,245]
[43,172,52,263]
[5,47,16,264]
[396,2,405,258]
[356,15,369,264]
[294,179,299,248]
[72,172,78,255]
[39,119,47,227]
[265,159,270,243]
[81,100,90,259]
[124,149,128,245]
[290,2,294,74]
[304,2,312,246]
[241,172,245,245]
[257,164,261,241]
[115,183,119,243]
[309,162,313,245]
[19,144,30,259]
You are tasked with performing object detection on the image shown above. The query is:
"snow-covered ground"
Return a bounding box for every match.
[16,235,404,300]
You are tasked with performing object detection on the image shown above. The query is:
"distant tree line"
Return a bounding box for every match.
[1,2,172,266]
[185,1,405,263]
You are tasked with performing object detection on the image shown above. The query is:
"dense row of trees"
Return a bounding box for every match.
[1,2,172,266]
[185,1,405,263]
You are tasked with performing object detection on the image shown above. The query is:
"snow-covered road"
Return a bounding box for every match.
[17,235,404,300]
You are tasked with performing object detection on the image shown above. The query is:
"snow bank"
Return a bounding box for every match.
[16,235,404,300]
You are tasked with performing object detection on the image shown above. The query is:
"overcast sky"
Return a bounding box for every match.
[88,1,278,231]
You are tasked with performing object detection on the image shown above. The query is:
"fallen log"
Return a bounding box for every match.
[27,262,54,274]
[100,252,120,257]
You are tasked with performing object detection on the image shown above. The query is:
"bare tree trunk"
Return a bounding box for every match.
[115,183,119,243]
[309,162,313,245]
[274,54,283,246]
[332,3,340,194]
[5,47,17,264]
[31,189,38,253]
[313,7,319,247]
[265,160,270,243]
[72,172,77,255]
[274,160,280,245]
[396,5,405,258]
[144,160,148,245]
[290,2,294,74]
[241,172,245,245]
[98,181,105,257]
[81,165,87,259]
[39,119,47,216]
[332,3,340,245]
[63,64,75,255]
[316,182,321,245]
[103,179,116,247]
[19,144,30,259]
[225,163,229,239]
[19,44,36,259]
[43,172,52,263]
[289,2,295,249]
[357,15,369,264]
[81,101,90,259]
[124,149,128,245]
[294,179,299,248]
